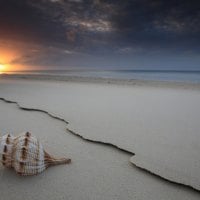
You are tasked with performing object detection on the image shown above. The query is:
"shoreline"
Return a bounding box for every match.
[1,73,200,90]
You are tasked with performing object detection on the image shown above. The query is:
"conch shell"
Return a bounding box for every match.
[0,132,71,175]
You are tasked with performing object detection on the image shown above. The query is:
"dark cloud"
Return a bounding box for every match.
[66,29,77,42]
[0,0,68,47]
[110,1,200,48]
[0,0,200,69]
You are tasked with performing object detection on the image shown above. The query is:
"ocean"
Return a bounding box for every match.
[4,70,200,83]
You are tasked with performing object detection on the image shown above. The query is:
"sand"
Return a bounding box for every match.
[0,76,200,198]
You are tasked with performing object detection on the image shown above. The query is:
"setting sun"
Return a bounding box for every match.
[0,64,5,71]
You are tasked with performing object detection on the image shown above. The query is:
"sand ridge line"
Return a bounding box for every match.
[67,127,200,193]
[66,128,134,155]
[0,97,199,192]
[0,97,69,124]
[130,160,200,193]
[0,97,133,156]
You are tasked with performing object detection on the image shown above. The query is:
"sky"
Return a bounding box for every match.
[0,0,200,71]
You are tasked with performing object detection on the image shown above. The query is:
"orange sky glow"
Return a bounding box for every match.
[0,46,24,71]
[0,40,41,71]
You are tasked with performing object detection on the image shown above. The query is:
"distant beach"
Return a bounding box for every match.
[3,69,200,83]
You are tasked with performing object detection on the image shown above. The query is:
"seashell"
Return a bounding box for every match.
[0,132,71,176]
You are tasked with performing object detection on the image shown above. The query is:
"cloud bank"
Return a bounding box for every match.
[0,0,200,70]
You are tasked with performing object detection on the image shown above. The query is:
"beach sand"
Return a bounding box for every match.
[0,76,200,199]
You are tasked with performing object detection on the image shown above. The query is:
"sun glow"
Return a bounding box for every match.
[0,64,5,71]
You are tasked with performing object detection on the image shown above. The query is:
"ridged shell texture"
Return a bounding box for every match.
[0,132,71,176]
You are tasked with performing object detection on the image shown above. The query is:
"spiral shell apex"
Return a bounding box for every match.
[0,132,71,176]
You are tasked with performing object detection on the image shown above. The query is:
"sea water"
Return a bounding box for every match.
[4,70,200,83]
